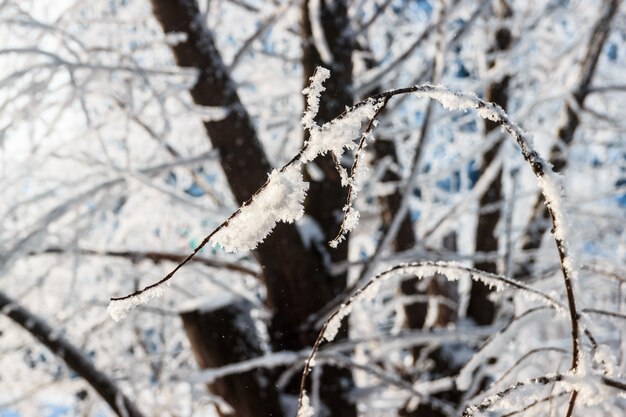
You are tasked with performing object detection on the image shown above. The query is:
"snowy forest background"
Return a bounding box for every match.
[0,0,625,416]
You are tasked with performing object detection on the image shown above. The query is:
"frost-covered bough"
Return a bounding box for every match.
[107,67,384,320]
[4,1,625,416]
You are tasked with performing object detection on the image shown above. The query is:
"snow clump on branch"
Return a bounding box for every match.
[211,164,309,252]
[107,286,164,322]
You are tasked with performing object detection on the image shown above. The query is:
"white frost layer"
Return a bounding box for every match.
[107,286,164,322]
[212,164,309,252]
[536,170,579,279]
[297,391,315,417]
[419,86,502,122]
[323,303,353,342]
[536,171,570,244]
[302,100,381,163]
[300,68,383,246]
[301,67,330,130]
[424,88,478,112]
[329,148,371,248]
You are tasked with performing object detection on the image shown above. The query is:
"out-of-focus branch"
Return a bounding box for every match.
[518,0,621,277]
[0,291,145,417]
[33,246,262,279]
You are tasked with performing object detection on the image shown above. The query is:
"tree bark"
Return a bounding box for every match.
[398,234,458,417]
[468,11,513,325]
[149,1,359,415]
[149,0,340,336]
[299,1,357,415]
[180,297,283,417]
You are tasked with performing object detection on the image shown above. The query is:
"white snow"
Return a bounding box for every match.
[302,100,381,163]
[107,285,165,322]
[323,303,353,342]
[417,85,504,123]
[164,31,189,46]
[211,164,309,252]
[177,293,236,314]
[422,88,479,112]
[301,67,330,131]
[329,207,359,249]
[297,391,315,417]
[536,171,567,238]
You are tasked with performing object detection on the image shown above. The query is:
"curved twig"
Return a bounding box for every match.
[296,261,567,413]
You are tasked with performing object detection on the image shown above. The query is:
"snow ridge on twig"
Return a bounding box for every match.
[107,286,164,322]
[211,164,309,252]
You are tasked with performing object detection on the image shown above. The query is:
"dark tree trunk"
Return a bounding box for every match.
[374,139,417,253]
[468,18,512,325]
[148,2,335,322]
[180,298,283,417]
[149,1,359,415]
[298,1,358,416]
[398,234,459,417]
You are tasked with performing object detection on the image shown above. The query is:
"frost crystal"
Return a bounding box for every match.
[536,171,567,241]
[302,101,380,163]
[298,391,315,417]
[422,88,478,112]
[301,67,330,131]
[107,286,165,322]
[212,164,309,252]
[418,86,503,122]
[323,303,353,342]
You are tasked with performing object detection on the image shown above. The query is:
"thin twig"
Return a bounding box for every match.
[36,246,262,279]
[330,96,389,246]
[297,261,567,413]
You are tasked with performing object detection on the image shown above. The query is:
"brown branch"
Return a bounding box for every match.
[489,347,569,390]
[227,3,287,71]
[0,291,145,417]
[582,307,626,320]
[113,86,584,395]
[36,246,262,279]
[356,0,394,35]
[293,84,589,415]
